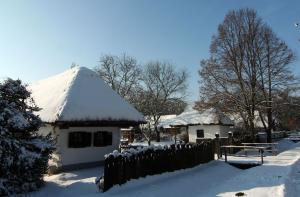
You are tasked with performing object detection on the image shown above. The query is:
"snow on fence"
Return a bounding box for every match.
[96,141,214,192]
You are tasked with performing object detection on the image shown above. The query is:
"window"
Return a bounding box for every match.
[68,132,92,148]
[94,131,113,147]
[196,130,204,138]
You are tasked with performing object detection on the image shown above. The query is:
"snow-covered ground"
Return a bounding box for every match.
[27,167,102,197]
[285,158,300,196]
[27,139,300,197]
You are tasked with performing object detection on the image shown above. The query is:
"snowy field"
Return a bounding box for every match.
[25,139,300,197]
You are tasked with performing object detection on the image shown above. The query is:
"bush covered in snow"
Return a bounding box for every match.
[0,79,55,196]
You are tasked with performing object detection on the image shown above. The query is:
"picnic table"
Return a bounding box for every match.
[221,145,266,164]
[242,143,278,155]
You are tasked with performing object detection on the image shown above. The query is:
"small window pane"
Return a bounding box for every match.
[105,132,112,146]
[68,132,91,148]
[94,131,113,147]
[196,130,204,138]
[94,132,105,147]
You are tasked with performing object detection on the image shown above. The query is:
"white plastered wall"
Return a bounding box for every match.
[38,125,120,168]
[188,125,232,143]
[57,126,120,166]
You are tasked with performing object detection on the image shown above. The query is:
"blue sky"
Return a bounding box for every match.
[0,0,299,101]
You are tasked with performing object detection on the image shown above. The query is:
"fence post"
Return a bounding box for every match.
[136,154,141,179]
[140,154,146,177]
[228,131,233,154]
[228,132,233,144]
[103,155,114,192]
[211,140,214,161]
[215,133,220,159]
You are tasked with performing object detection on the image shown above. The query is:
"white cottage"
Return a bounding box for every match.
[159,107,234,143]
[29,67,145,172]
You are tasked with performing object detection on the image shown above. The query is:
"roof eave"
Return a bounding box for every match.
[170,123,234,127]
[43,119,146,127]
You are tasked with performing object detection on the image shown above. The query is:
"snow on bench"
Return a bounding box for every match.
[221,145,266,164]
[242,143,279,155]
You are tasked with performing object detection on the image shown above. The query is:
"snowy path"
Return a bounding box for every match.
[105,160,241,197]
[284,158,300,196]
[28,141,300,197]
[28,167,103,197]
[209,142,300,196]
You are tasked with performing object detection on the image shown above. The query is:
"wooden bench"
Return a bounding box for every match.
[242,143,278,155]
[221,145,266,164]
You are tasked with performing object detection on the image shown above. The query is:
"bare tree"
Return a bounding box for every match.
[96,55,187,144]
[197,8,295,142]
[255,27,295,142]
[94,53,142,103]
[136,61,188,142]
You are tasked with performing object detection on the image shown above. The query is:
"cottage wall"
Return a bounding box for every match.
[38,125,120,172]
[188,125,232,143]
[58,126,120,167]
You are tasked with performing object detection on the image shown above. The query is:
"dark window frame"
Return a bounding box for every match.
[93,131,113,147]
[196,129,204,138]
[68,131,92,148]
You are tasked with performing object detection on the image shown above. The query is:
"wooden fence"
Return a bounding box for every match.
[101,141,214,192]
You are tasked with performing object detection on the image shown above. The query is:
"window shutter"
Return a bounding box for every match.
[68,132,76,148]
[84,132,92,147]
[105,132,113,146]
[94,131,104,147]
[68,132,91,148]
[93,131,112,147]
[197,130,204,138]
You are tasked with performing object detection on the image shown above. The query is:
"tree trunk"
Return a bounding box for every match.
[155,126,160,142]
[266,109,272,143]
[266,63,272,143]
[249,115,256,142]
[250,123,255,142]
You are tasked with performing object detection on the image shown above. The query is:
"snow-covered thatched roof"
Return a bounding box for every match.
[29,67,145,124]
[159,106,234,128]
[228,111,268,129]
